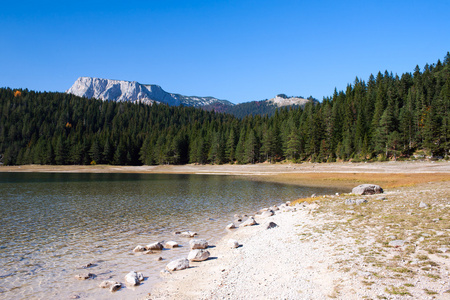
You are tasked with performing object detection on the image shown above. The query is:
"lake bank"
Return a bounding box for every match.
[2,162,449,299]
[2,161,450,190]
[0,173,343,299]
[150,180,450,299]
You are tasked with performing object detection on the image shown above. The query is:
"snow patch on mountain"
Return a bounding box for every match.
[267,94,311,107]
[66,77,234,108]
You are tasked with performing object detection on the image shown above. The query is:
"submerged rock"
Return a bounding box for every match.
[188,249,210,261]
[99,280,122,292]
[189,239,208,250]
[166,258,190,271]
[352,184,383,195]
[75,273,94,280]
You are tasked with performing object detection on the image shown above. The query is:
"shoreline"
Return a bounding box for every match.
[2,162,449,298]
[150,180,450,299]
[2,162,450,190]
[2,161,450,175]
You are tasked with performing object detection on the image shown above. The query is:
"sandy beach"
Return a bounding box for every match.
[2,162,450,299]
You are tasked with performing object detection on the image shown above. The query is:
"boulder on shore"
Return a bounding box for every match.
[266,221,278,229]
[241,216,257,227]
[352,184,383,195]
[188,249,210,261]
[189,239,208,250]
[166,258,190,271]
[260,210,274,218]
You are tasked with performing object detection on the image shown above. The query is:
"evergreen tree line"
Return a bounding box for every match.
[1,53,449,165]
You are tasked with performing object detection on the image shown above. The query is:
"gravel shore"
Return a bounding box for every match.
[150,181,450,300]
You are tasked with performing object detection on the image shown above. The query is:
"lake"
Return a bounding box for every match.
[0,172,345,299]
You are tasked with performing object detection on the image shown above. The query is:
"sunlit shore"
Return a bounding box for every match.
[2,161,449,189]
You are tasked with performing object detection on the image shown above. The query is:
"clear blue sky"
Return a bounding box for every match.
[1,0,449,104]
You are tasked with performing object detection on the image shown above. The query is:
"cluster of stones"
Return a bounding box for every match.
[76,183,385,296]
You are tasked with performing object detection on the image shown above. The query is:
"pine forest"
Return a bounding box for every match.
[1,53,449,166]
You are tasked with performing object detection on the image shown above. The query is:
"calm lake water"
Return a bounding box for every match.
[0,172,345,299]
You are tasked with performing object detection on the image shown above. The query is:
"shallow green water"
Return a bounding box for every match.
[0,172,345,299]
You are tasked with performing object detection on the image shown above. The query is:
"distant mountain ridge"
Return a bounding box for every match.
[66,77,317,117]
[66,77,233,107]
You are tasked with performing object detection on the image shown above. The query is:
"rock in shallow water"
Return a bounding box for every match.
[133,245,147,252]
[99,280,122,292]
[125,271,143,286]
[180,231,198,237]
[75,273,94,280]
[226,223,236,229]
[146,242,164,251]
[165,241,179,248]
[166,258,190,271]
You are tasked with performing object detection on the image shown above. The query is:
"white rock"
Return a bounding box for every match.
[99,280,121,292]
[165,241,179,248]
[146,242,164,250]
[228,239,240,248]
[389,240,406,247]
[124,271,141,286]
[260,210,274,218]
[133,245,147,252]
[226,223,236,229]
[419,201,429,208]
[180,231,198,237]
[189,239,208,250]
[241,216,257,227]
[352,184,383,195]
[188,249,211,261]
[166,258,189,271]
